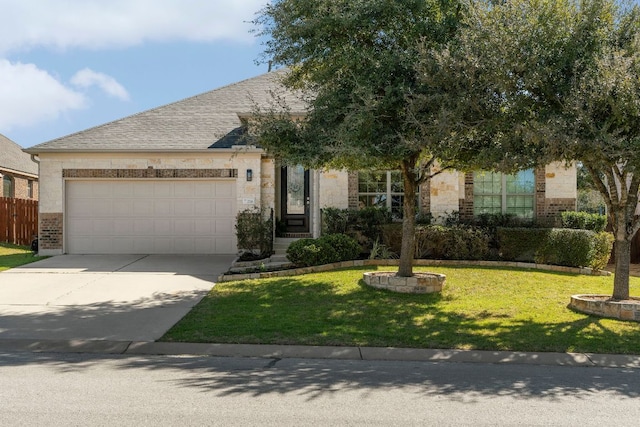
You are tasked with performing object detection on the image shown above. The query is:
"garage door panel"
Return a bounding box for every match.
[215,202,234,216]
[153,182,174,197]
[153,200,174,217]
[214,218,233,233]
[133,219,154,234]
[194,219,213,235]
[66,180,237,254]
[133,200,153,216]
[112,237,135,253]
[214,237,233,253]
[215,182,233,198]
[113,200,134,217]
[133,182,155,197]
[174,219,194,235]
[174,200,195,216]
[194,183,215,197]
[112,219,134,235]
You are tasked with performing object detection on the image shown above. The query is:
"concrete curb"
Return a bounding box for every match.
[1,339,639,369]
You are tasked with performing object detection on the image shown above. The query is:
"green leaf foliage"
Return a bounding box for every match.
[286,234,361,267]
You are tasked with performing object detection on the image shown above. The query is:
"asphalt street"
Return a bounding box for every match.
[1,351,639,426]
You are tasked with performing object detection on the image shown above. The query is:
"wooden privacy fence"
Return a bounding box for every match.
[0,197,38,246]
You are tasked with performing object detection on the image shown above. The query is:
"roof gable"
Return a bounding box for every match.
[0,134,38,176]
[27,69,306,153]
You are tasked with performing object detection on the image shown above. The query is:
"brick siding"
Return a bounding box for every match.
[39,213,63,250]
[62,168,237,179]
[347,171,359,209]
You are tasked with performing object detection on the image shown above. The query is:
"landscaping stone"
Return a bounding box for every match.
[569,294,640,322]
[362,271,446,294]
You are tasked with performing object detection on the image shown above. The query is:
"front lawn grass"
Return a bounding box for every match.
[162,265,640,354]
[0,243,41,271]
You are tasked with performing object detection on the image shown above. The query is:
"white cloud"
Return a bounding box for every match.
[0,0,265,54]
[71,68,130,101]
[0,59,86,131]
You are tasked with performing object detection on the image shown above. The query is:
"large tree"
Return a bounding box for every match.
[252,0,477,277]
[430,0,640,300]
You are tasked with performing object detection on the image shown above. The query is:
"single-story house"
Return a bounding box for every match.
[25,70,576,256]
[1,134,38,200]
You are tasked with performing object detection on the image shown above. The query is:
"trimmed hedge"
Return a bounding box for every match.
[561,211,607,232]
[286,233,361,267]
[496,228,551,262]
[497,227,613,269]
[381,224,490,260]
[534,229,614,270]
[415,225,490,260]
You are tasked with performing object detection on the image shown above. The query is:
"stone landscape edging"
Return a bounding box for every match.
[217,259,610,282]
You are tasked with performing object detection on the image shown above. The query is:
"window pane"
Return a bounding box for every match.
[286,165,305,214]
[359,194,387,209]
[358,171,387,193]
[3,176,13,198]
[473,172,501,195]
[474,195,502,215]
[390,171,404,193]
[506,169,535,194]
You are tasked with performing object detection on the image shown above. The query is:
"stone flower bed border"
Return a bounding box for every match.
[217,259,610,282]
[569,295,640,322]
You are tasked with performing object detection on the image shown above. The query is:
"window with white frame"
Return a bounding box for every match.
[27,180,34,199]
[358,171,408,219]
[473,169,535,218]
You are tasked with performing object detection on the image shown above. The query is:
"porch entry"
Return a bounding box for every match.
[281,165,310,233]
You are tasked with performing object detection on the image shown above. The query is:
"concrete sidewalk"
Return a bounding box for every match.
[0,254,235,341]
[0,338,638,369]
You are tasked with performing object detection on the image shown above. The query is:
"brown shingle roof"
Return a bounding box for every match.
[26,69,307,153]
[0,134,38,176]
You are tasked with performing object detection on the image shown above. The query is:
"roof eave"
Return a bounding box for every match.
[24,147,267,155]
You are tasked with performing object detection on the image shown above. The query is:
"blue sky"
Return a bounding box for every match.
[0,0,269,148]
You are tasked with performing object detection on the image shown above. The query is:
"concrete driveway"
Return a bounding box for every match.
[0,254,235,341]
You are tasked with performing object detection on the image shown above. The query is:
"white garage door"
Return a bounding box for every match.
[66,180,237,254]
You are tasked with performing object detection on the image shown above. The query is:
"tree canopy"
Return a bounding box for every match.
[425,0,640,299]
[253,0,469,276]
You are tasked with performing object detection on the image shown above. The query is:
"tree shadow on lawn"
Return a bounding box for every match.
[162,274,640,356]
[0,275,639,401]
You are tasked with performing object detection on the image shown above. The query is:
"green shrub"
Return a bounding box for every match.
[286,234,360,267]
[561,211,607,232]
[415,225,490,260]
[534,229,614,269]
[497,228,552,262]
[286,238,327,267]
[235,208,273,259]
[322,208,355,235]
[381,223,403,254]
[320,233,361,262]
[322,207,392,252]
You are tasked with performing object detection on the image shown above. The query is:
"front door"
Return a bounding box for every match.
[281,165,310,233]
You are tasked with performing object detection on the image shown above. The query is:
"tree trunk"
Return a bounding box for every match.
[613,238,631,300]
[397,165,417,277]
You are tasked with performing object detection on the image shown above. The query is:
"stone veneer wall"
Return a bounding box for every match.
[39,213,63,250]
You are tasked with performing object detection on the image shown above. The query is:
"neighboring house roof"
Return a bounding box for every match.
[26,69,307,153]
[0,134,38,177]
